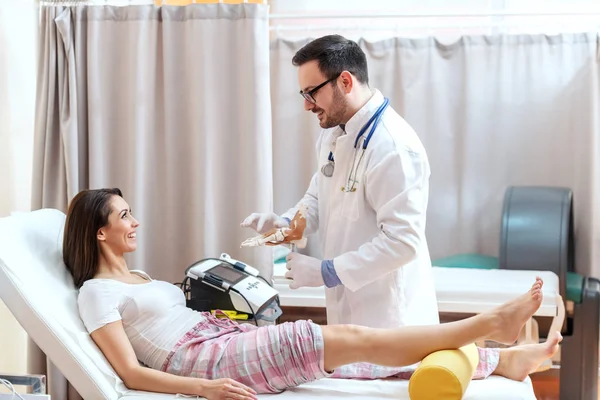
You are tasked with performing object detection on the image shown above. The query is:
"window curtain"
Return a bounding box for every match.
[270,33,600,278]
[31,3,272,398]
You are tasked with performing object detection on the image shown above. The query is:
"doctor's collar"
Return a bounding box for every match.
[342,90,385,138]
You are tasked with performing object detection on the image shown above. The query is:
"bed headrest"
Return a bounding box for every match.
[0,209,129,400]
[1,210,76,317]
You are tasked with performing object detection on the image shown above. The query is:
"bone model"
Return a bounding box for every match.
[241,205,308,248]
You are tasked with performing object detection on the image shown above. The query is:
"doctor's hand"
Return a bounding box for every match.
[240,212,289,234]
[285,253,324,289]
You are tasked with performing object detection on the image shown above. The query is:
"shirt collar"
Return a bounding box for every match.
[342,89,385,140]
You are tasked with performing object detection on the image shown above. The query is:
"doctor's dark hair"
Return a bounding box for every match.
[63,188,123,289]
[292,34,369,85]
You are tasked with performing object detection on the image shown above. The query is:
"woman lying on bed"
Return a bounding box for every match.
[64,188,561,400]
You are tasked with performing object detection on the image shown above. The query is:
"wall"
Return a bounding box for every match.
[0,0,38,374]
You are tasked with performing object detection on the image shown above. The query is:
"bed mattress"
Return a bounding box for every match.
[273,263,560,317]
[120,375,535,399]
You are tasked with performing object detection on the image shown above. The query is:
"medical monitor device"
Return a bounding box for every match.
[183,253,282,325]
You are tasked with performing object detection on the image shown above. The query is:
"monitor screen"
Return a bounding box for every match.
[208,264,245,283]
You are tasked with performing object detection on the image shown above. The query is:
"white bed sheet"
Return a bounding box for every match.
[0,209,536,400]
[120,376,535,400]
[273,262,560,316]
[434,267,560,316]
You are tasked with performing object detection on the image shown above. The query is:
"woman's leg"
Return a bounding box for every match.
[169,319,335,394]
[328,332,562,382]
[321,277,545,371]
[470,329,562,381]
[489,331,562,381]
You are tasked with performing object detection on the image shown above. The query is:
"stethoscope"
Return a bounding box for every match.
[321,97,390,192]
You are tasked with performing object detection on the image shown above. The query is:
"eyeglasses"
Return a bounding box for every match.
[299,74,340,104]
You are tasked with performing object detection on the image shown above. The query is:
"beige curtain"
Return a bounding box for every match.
[31,3,272,398]
[270,33,600,278]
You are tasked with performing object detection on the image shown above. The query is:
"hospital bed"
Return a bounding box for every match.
[0,209,537,400]
[274,186,600,400]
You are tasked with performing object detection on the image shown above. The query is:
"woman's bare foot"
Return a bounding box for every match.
[492,331,563,381]
[488,277,544,345]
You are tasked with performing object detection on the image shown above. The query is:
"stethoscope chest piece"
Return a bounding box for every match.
[321,161,334,177]
[320,97,390,188]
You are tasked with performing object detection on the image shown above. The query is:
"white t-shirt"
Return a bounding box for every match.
[77,271,205,370]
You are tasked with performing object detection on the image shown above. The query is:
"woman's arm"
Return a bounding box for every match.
[91,320,257,399]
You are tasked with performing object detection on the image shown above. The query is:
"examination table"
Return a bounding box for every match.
[0,209,537,399]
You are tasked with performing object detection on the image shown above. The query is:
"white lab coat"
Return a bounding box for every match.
[282,90,439,329]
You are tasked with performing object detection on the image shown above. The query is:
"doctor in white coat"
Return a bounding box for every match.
[242,35,439,329]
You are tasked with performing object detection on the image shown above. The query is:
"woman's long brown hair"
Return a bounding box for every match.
[63,188,123,288]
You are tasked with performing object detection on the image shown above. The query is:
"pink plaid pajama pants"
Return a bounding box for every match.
[161,315,500,394]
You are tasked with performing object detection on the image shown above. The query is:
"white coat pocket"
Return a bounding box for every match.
[340,188,360,221]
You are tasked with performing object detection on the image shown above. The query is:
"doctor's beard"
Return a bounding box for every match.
[315,85,349,129]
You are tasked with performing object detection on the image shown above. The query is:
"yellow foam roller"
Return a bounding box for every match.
[408,343,479,400]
